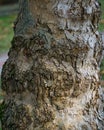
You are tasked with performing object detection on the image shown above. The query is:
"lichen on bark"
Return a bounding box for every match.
[1,0,104,130]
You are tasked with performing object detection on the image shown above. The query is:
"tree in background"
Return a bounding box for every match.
[1,0,104,129]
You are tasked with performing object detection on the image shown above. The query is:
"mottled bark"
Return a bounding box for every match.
[1,0,104,130]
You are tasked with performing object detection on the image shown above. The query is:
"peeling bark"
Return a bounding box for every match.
[1,0,104,130]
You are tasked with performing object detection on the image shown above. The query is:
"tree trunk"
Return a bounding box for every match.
[1,0,104,129]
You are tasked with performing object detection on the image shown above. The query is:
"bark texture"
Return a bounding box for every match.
[1,0,104,130]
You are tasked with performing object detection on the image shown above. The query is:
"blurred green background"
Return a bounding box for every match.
[0,15,16,53]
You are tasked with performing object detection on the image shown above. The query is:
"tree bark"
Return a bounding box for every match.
[1,0,104,129]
